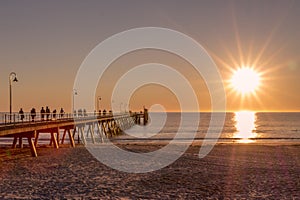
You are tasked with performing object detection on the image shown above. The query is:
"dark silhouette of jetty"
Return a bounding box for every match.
[0,109,148,157]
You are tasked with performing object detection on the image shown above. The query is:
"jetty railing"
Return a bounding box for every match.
[0,111,140,125]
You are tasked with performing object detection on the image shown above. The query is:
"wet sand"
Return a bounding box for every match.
[0,143,299,199]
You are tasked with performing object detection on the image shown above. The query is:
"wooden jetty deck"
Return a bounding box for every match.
[0,111,148,157]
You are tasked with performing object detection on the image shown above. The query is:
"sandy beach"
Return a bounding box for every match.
[0,143,299,199]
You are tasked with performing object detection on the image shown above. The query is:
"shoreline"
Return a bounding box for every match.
[0,142,299,199]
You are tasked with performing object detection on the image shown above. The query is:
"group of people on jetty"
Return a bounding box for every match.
[17,107,113,122]
[18,107,65,122]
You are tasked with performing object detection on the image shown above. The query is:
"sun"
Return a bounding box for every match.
[230,67,260,94]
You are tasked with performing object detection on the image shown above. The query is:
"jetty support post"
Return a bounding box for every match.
[143,107,148,125]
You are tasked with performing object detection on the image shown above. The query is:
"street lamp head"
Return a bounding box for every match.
[9,72,18,83]
[8,71,18,116]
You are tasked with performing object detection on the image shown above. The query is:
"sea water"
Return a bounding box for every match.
[1,112,300,145]
[118,112,300,143]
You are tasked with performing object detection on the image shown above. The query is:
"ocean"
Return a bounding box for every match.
[118,112,300,143]
[1,112,300,145]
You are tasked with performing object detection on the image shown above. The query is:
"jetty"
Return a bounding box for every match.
[0,109,148,157]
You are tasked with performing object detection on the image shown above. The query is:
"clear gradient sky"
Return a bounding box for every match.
[0,0,299,112]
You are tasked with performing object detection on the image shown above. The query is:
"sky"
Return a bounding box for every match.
[0,0,299,112]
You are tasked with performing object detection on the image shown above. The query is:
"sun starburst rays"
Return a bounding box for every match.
[208,8,289,112]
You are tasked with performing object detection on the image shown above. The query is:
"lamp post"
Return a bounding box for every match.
[9,72,18,122]
[72,89,77,115]
[97,96,101,112]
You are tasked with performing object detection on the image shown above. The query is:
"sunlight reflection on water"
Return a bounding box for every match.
[234,111,257,143]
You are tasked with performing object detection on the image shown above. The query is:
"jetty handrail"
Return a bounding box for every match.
[0,112,146,136]
[0,111,140,125]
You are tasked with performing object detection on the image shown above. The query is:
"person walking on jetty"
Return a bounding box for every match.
[78,109,82,117]
[60,108,64,118]
[40,107,45,121]
[19,108,24,122]
[53,109,57,119]
[30,108,36,122]
[46,106,50,120]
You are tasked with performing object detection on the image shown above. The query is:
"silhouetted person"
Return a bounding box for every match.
[78,109,82,117]
[19,108,24,122]
[60,108,64,118]
[30,108,36,122]
[103,109,106,115]
[98,110,101,116]
[53,109,57,119]
[83,109,87,116]
[41,107,45,121]
[46,106,50,120]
